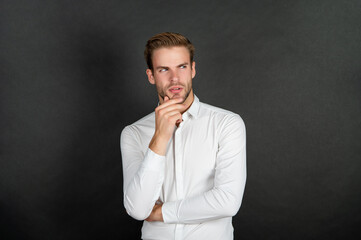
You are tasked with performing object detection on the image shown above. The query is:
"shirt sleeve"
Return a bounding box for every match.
[162,114,246,224]
[120,126,165,220]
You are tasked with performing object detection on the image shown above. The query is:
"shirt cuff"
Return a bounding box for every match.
[142,148,166,172]
[162,201,179,223]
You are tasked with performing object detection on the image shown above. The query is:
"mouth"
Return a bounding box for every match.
[169,86,183,94]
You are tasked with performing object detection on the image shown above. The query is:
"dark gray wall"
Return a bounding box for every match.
[1,0,360,239]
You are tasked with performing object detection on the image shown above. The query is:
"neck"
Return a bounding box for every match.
[181,89,194,114]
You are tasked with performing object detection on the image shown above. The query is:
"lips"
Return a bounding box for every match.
[169,86,183,93]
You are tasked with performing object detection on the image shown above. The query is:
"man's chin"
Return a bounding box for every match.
[170,94,185,102]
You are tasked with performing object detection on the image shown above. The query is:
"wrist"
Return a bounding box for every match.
[158,204,164,222]
[149,132,169,156]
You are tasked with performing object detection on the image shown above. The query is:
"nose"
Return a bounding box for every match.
[169,69,179,82]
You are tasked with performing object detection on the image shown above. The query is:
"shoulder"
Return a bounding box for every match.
[199,101,245,128]
[121,112,155,138]
[199,102,246,145]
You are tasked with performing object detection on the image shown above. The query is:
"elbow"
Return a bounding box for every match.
[223,200,241,217]
[125,208,150,221]
[230,203,241,217]
[217,188,243,217]
[226,176,246,217]
[124,195,151,221]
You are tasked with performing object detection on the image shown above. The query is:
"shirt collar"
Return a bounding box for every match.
[186,94,200,119]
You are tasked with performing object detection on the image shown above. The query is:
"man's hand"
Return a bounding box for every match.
[149,96,187,155]
[145,203,164,222]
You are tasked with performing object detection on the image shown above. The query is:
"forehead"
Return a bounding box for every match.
[152,46,190,67]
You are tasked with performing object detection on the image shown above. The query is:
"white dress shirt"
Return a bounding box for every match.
[120,95,246,240]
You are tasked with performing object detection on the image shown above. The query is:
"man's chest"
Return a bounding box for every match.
[162,119,220,199]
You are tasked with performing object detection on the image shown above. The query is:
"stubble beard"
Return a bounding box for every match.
[159,84,192,104]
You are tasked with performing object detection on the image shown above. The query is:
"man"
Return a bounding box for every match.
[121,32,246,240]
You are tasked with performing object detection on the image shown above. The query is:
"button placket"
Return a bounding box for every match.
[174,125,184,199]
[174,123,184,240]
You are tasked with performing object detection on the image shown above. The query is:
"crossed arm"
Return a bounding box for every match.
[120,113,246,224]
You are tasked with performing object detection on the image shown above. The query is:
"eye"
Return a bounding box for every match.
[160,68,168,72]
[180,65,187,69]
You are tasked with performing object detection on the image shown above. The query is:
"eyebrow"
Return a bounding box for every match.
[156,66,168,70]
[177,62,189,67]
[155,62,189,70]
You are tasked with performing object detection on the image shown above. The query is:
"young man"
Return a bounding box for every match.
[121,32,246,240]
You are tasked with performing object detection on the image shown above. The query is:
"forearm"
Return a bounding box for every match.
[162,169,246,224]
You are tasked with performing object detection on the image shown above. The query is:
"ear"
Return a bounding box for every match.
[146,69,155,84]
[191,61,196,79]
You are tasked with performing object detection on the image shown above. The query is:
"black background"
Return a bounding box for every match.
[1,0,361,239]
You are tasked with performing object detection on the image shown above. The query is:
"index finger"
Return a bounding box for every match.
[158,97,184,109]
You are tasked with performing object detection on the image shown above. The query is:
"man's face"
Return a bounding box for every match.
[146,46,196,104]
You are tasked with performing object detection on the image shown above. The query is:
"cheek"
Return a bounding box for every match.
[155,78,168,89]
[183,71,193,84]
[180,70,192,79]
